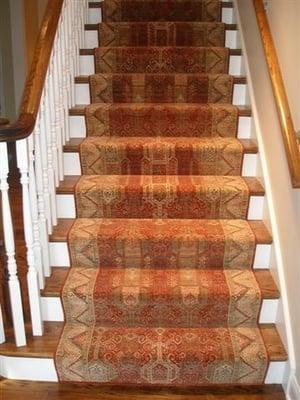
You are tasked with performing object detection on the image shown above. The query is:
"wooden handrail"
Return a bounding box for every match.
[253,0,300,188]
[0,0,64,143]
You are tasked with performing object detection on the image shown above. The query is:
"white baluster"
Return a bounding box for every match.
[0,304,5,344]
[0,142,26,347]
[39,99,52,234]
[16,139,43,336]
[44,77,58,227]
[34,117,51,277]
[48,59,60,187]
[28,135,45,289]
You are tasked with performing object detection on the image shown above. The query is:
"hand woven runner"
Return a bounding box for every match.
[55,0,268,385]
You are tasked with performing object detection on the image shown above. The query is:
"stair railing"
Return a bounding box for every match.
[253,0,300,188]
[0,0,91,346]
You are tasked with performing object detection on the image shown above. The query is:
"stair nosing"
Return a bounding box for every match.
[85,22,238,30]
[50,216,272,244]
[0,321,287,361]
[80,47,242,56]
[63,137,258,154]
[75,74,247,85]
[69,104,252,117]
[41,267,280,300]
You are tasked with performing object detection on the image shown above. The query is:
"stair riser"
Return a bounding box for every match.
[40,296,278,325]
[79,53,244,76]
[84,29,240,50]
[69,114,252,139]
[75,81,248,106]
[87,4,236,25]
[63,151,257,176]
[49,240,272,269]
[55,192,264,220]
[0,355,286,384]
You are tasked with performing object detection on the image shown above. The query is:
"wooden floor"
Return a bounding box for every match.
[0,379,286,400]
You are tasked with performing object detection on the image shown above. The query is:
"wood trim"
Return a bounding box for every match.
[0,118,9,126]
[0,0,63,143]
[253,0,300,188]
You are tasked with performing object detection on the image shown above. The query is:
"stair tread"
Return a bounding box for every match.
[42,267,279,300]
[56,175,264,195]
[88,1,234,9]
[80,47,242,56]
[69,103,251,117]
[75,73,247,85]
[64,137,258,154]
[0,321,287,361]
[50,216,272,244]
[85,22,238,30]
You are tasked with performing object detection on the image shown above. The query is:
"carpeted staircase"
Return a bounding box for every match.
[55,0,269,385]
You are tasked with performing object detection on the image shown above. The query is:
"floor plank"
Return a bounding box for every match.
[0,379,286,400]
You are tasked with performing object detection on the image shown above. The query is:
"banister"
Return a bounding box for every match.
[0,0,64,143]
[253,0,300,188]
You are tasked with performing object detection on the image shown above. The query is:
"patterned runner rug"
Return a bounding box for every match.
[55,0,269,385]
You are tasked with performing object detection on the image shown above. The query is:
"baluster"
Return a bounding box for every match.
[16,139,43,336]
[48,59,60,187]
[39,99,52,234]
[53,42,65,180]
[0,304,5,344]
[0,142,26,347]
[28,135,46,289]
[44,75,58,227]
[34,116,51,277]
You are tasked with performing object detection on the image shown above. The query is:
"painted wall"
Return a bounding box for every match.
[267,0,300,131]
[266,0,300,390]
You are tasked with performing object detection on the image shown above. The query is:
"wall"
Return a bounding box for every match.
[264,0,300,392]
[0,0,48,118]
[267,0,300,131]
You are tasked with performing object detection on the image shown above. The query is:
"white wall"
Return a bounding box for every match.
[266,0,300,392]
[267,0,300,131]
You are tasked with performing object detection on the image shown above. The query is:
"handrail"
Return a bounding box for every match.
[0,0,64,143]
[253,0,300,188]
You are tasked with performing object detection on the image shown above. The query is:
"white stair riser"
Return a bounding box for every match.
[0,355,286,384]
[63,151,257,177]
[75,82,248,106]
[49,240,272,269]
[87,5,235,25]
[55,192,264,220]
[80,54,244,76]
[84,30,240,50]
[69,114,253,139]
[41,296,278,324]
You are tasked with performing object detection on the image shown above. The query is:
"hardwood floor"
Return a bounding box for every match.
[1,379,286,400]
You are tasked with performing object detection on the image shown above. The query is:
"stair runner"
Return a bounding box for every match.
[55,0,269,385]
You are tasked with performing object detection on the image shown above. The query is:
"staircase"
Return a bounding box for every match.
[0,0,288,389]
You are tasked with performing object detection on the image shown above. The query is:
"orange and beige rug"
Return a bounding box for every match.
[55,0,268,385]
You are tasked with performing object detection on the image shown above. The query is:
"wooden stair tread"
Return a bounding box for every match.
[88,1,234,9]
[0,322,286,361]
[1,380,286,400]
[50,215,272,243]
[69,104,251,116]
[75,75,247,84]
[56,175,264,195]
[80,48,242,56]
[42,267,279,300]
[85,23,238,30]
[63,137,258,153]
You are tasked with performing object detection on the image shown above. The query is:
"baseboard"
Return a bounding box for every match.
[287,374,300,400]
